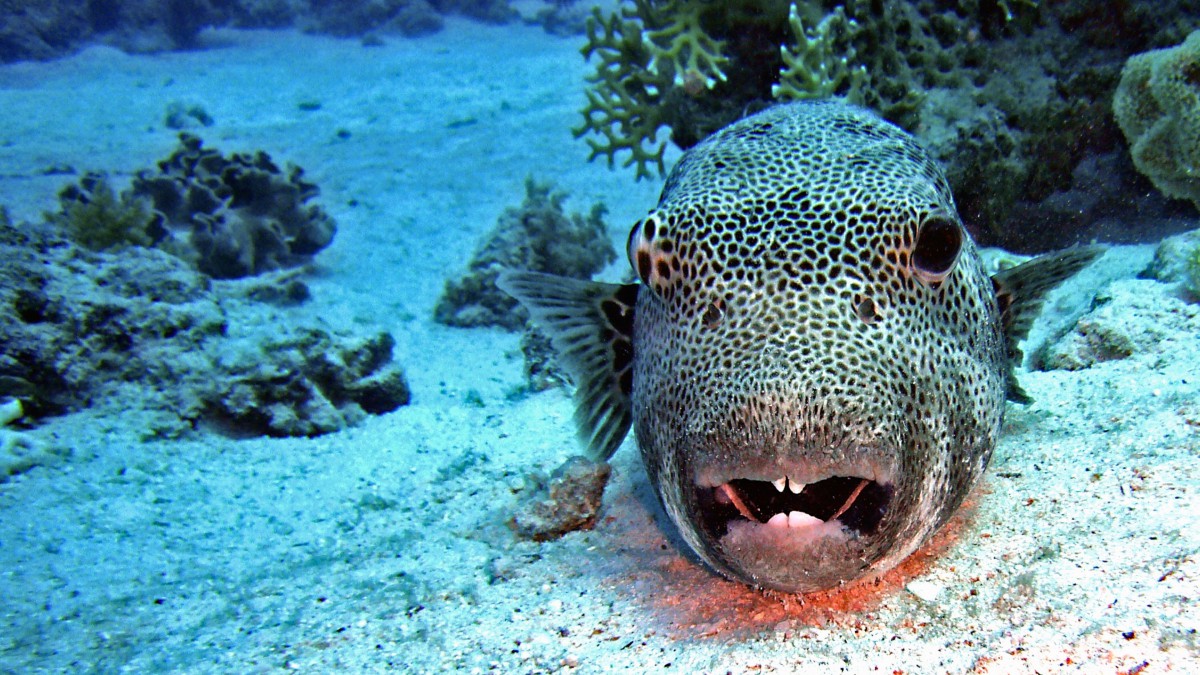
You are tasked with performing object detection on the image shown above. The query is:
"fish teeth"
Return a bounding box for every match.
[770,476,807,493]
[766,511,823,529]
[788,511,821,528]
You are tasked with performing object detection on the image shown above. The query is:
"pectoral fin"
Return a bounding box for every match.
[991,245,1105,403]
[497,271,639,460]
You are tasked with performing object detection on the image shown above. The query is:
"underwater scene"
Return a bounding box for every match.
[1,0,1198,672]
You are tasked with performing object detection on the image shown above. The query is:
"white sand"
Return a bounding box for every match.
[0,18,1197,674]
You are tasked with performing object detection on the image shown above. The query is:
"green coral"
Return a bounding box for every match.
[51,173,153,251]
[574,0,732,181]
[772,3,866,102]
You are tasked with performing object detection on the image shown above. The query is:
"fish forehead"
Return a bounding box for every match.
[660,100,954,232]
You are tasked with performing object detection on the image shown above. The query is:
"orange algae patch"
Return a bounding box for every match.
[606,487,981,639]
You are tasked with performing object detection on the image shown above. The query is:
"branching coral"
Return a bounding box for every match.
[574,0,731,181]
[772,3,865,103]
[575,0,927,179]
[641,0,728,90]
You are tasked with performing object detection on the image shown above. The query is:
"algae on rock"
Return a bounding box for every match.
[51,173,154,251]
[1113,30,1200,210]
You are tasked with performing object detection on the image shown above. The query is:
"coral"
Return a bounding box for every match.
[0,216,407,437]
[571,0,1200,252]
[533,1,591,37]
[0,217,228,419]
[574,0,734,180]
[511,455,611,541]
[205,329,411,438]
[161,0,218,48]
[0,1,91,62]
[772,3,865,102]
[434,177,615,330]
[305,0,444,38]
[0,0,524,62]
[45,135,336,278]
[130,133,337,279]
[430,0,515,25]
[574,0,970,178]
[1113,30,1200,210]
[50,172,154,251]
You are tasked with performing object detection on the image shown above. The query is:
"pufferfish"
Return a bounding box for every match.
[499,101,1101,593]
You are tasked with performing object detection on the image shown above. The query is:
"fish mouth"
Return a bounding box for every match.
[688,460,898,591]
[698,472,893,539]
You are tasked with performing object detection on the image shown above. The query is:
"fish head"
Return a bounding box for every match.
[625,103,1007,592]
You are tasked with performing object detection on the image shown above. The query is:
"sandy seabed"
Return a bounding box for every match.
[0,17,1197,674]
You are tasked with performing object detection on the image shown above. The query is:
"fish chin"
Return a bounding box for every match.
[718,518,869,592]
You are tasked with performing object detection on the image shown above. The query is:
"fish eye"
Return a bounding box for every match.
[911,214,962,284]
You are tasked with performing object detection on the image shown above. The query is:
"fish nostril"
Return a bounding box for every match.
[701,299,725,328]
[854,295,880,324]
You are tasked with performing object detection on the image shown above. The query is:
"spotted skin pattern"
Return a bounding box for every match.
[626,101,1006,591]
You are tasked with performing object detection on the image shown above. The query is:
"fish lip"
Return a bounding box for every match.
[693,455,894,489]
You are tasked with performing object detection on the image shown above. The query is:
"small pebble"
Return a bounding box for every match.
[906,579,942,602]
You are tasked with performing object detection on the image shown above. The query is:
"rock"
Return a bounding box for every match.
[1038,278,1200,370]
[511,455,610,542]
[0,216,407,437]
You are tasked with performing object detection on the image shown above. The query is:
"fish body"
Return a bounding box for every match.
[501,101,1100,592]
